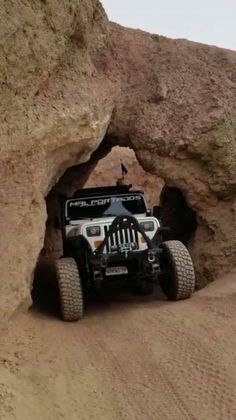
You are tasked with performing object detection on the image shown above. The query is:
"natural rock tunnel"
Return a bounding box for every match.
[32,143,198,309]
[41,145,198,260]
[42,145,163,257]
[0,0,236,321]
[34,135,217,300]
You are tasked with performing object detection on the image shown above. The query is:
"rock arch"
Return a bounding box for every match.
[0,0,236,319]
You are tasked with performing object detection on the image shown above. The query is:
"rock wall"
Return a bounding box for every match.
[107,24,236,285]
[0,0,113,319]
[0,0,236,320]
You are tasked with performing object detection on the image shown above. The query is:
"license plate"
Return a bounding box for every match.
[105,266,128,276]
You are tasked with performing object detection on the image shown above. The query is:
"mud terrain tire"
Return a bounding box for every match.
[160,240,195,300]
[55,257,84,321]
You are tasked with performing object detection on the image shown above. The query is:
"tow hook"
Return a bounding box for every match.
[148,252,155,263]
[101,257,108,268]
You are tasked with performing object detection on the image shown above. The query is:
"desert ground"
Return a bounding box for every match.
[1,270,236,420]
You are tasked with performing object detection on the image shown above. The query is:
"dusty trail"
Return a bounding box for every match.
[1,272,236,420]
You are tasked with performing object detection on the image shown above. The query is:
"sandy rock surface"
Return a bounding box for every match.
[0,0,113,320]
[0,0,236,320]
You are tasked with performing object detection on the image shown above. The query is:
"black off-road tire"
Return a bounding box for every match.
[160,240,195,300]
[55,257,84,321]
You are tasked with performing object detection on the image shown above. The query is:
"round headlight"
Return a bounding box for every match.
[140,221,155,232]
[86,226,101,237]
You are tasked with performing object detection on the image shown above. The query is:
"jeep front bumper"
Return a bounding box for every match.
[90,248,161,278]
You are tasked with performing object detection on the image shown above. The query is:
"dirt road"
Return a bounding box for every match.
[1,272,236,420]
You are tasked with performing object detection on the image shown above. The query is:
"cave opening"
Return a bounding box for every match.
[158,185,198,247]
[32,142,197,314]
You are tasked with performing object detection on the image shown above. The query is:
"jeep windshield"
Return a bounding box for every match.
[66,194,147,220]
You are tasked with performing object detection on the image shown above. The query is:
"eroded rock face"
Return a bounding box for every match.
[107,24,236,286]
[0,0,114,319]
[0,0,236,319]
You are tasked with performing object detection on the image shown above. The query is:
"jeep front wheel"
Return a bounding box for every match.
[55,257,84,321]
[159,240,195,300]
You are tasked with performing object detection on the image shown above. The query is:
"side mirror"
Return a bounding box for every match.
[153,205,162,219]
[146,208,152,216]
[53,215,61,229]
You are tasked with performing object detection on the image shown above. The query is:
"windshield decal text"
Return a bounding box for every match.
[68,195,142,208]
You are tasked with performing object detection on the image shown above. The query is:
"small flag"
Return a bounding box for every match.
[121,162,128,176]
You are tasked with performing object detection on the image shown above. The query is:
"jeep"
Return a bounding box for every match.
[54,184,195,321]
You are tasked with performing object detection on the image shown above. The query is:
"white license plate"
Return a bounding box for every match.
[106,266,128,276]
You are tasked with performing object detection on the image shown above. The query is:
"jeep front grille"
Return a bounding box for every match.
[104,225,139,253]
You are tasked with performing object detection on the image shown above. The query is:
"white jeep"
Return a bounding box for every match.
[54,185,195,321]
